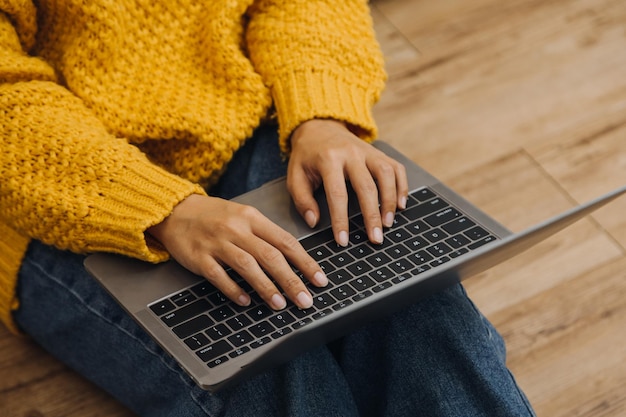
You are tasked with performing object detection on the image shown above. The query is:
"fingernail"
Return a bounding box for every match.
[271,293,286,310]
[338,231,349,247]
[373,227,383,244]
[296,291,313,309]
[238,294,251,306]
[384,211,394,228]
[399,196,407,210]
[304,210,317,228]
[313,271,328,287]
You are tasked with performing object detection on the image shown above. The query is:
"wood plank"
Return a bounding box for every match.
[373,0,626,180]
[492,256,626,417]
[370,5,422,77]
[529,123,626,248]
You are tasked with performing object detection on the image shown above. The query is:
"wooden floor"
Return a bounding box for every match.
[2,0,625,415]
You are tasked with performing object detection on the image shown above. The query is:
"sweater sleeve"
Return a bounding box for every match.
[0,10,205,262]
[245,0,387,153]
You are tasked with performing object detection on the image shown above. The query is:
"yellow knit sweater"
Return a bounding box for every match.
[0,0,386,333]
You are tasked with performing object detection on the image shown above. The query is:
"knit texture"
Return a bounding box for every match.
[0,0,386,332]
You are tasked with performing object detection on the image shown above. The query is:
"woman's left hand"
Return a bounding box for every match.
[287,119,409,246]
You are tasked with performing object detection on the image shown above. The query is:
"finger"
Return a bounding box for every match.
[368,158,398,228]
[346,164,384,244]
[196,256,251,307]
[322,171,351,246]
[258,222,329,289]
[221,242,289,310]
[391,160,409,210]
[246,235,315,310]
[287,167,320,228]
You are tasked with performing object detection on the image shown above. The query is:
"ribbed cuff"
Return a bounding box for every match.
[75,159,206,262]
[271,69,382,154]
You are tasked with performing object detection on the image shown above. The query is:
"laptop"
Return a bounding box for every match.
[84,141,626,392]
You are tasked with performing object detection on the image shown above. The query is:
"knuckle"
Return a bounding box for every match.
[359,181,378,196]
[259,245,284,265]
[377,162,395,177]
[239,204,261,220]
[233,251,256,271]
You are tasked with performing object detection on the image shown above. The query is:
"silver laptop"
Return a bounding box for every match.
[84,141,626,392]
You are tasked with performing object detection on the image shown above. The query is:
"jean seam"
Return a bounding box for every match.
[23,256,216,417]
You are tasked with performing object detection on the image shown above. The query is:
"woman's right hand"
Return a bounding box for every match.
[146,194,327,310]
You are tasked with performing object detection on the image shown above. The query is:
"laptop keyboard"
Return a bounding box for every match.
[148,187,498,368]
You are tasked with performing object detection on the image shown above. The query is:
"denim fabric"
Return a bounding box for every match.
[13,127,536,417]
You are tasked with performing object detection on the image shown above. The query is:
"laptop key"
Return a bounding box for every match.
[464,226,490,241]
[161,299,211,327]
[385,243,411,259]
[271,327,293,339]
[207,291,229,306]
[173,314,214,339]
[403,198,448,221]
[350,276,376,291]
[407,250,433,266]
[190,282,214,297]
[426,243,453,257]
[270,311,296,328]
[300,228,334,250]
[430,256,451,268]
[229,346,251,359]
[404,219,430,235]
[246,305,273,321]
[404,235,430,251]
[312,308,333,320]
[352,290,373,302]
[184,333,210,350]
[207,356,229,368]
[346,260,372,276]
[330,284,356,300]
[445,234,471,249]
[388,228,412,243]
[228,330,254,347]
[366,253,392,268]
[372,282,392,293]
[250,337,272,349]
[413,188,437,202]
[389,259,413,274]
[422,228,449,244]
[369,266,393,283]
[226,315,252,331]
[196,340,231,362]
[309,245,333,261]
[209,305,236,322]
[293,318,313,329]
[206,323,232,341]
[150,299,176,316]
[424,208,461,227]
[249,322,275,338]
[329,252,356,268]
[332,299,353,311]
[442,217,476,234]
[348,244,374,258]
[468,235,497,250]
[313,293,336,309]
[328,269,350,285]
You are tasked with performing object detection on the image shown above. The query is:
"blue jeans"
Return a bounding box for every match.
[13,126,536,417]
